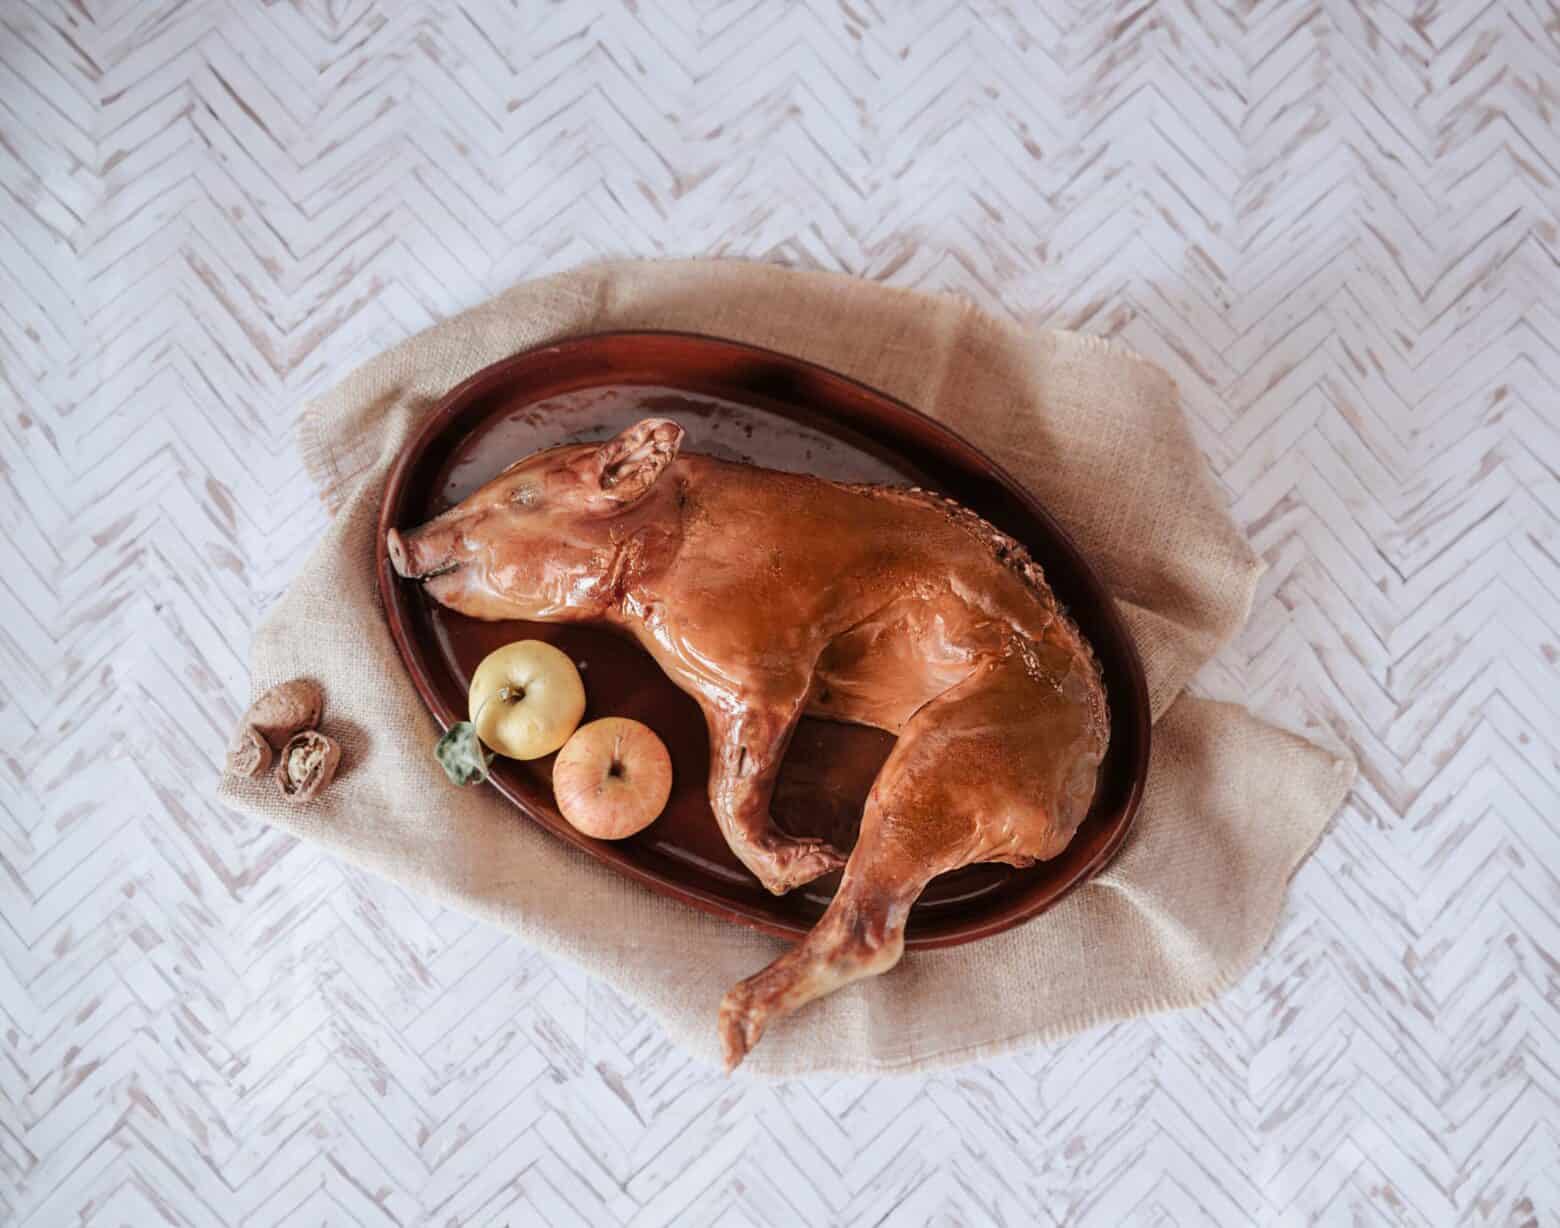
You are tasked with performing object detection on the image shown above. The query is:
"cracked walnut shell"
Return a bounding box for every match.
[274,730,341,802]
[225,726,274,779]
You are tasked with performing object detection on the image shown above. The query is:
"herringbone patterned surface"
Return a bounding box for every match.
[3,1,1557,1223]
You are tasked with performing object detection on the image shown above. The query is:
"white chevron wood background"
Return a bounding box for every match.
[2,1,1558,1224]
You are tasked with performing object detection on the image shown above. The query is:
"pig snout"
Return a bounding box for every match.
[386,528,412,576]
[386,524,462,581]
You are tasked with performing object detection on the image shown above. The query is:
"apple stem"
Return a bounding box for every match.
[471,686,512,725]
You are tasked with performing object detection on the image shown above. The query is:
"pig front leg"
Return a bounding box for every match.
[706,695,847,895]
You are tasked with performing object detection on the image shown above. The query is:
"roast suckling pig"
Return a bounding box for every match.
[388,418,1108,1068]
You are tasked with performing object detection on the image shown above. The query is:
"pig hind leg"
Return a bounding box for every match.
[716,660,1078,1068]
[717,801,947,1070]
[717,693,1011,1068]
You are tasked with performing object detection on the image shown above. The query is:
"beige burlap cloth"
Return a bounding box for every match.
[218,260,1355,1076]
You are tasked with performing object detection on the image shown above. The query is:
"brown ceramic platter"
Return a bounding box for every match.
[377,331,1150,949]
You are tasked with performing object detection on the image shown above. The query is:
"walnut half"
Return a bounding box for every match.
[226,726,274,778]
[275,730,342,802]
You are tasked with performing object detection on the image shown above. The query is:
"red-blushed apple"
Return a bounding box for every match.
[552,717,673,839]
[468,640,586,760]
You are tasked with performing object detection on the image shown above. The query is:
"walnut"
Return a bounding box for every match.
[274,730,341,802]
[225,726,273,778]
[242,680,324,746]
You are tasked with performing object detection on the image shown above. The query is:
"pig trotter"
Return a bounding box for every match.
[719,986,766,1071]
[749,835,846,896]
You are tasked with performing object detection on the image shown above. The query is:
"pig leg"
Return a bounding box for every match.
[716,789,950,1070]
[706,697,847,896]
[718,663,1054,1069]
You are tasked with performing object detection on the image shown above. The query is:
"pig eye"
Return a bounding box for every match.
[509,483,538,508]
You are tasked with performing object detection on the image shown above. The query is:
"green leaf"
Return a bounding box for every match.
[435,721,491,786]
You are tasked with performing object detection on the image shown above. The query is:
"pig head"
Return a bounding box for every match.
[387,418,686,622]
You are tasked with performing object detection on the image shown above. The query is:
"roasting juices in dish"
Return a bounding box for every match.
[388,418,1108,1069]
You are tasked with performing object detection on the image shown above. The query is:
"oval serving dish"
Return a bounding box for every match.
[377,331,1150,949]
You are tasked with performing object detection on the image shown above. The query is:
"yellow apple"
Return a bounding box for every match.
[468,640,586,760]
[552,718,673,839]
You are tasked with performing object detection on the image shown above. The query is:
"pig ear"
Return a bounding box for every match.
[588,419,684,510]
